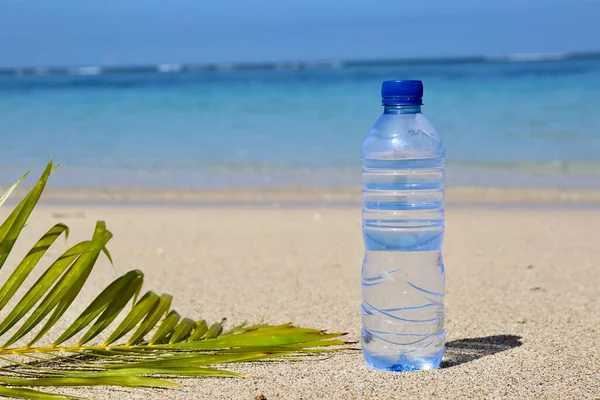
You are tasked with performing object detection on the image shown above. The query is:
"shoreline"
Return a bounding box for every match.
[4,185,600,206]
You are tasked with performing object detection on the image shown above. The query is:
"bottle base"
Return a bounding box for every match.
[363,349,444,372]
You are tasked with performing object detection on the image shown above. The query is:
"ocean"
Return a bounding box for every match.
[1,56,599,189]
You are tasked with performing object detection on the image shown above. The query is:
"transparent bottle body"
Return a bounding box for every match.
[361,105,446,371]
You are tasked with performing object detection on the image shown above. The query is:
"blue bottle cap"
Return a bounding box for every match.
[381,80,423,106]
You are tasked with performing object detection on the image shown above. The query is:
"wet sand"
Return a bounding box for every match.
[4,185,600,205]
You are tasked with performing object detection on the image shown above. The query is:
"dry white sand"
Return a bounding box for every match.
[1,203,598,399]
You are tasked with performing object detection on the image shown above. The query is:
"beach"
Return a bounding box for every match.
[2,3,600,398]
[2,55,600,399]
[2,189,597,399]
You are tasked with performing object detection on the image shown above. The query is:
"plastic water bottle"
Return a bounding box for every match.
[361,80,445,371]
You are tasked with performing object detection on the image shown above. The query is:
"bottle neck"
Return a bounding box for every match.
[383,105,422,114]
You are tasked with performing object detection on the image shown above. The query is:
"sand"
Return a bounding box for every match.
[1,200,598,399]
[5,185,600,204]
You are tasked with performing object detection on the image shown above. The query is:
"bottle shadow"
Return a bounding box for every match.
[441,335,523,368]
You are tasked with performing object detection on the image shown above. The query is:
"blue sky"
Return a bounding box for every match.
[0,0,599,67]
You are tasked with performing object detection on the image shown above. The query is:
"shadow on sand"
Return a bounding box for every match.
[442,335,523,368]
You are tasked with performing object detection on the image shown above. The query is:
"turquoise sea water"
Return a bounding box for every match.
[1,57,599,189]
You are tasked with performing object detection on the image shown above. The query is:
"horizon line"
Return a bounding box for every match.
[2,50,600,76]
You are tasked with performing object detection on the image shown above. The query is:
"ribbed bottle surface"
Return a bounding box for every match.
[361,111,446,372]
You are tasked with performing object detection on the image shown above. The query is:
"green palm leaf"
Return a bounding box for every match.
[0,161,348,399]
